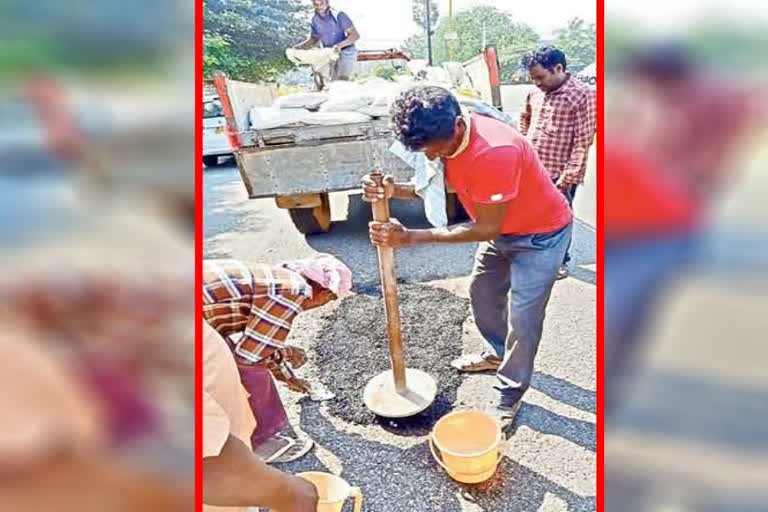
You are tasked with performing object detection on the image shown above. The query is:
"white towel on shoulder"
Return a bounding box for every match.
[388,140,448,228]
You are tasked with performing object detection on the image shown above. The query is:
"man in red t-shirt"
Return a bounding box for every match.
[362,86,573,423]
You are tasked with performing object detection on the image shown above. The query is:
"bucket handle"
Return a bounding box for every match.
[429,436,502,476]
[348,486,363,512]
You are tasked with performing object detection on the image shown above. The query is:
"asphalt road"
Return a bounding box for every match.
[203,143,597,511]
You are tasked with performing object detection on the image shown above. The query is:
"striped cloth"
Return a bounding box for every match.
[202,259,311,382]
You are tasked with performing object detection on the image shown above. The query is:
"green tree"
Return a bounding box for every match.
[403,32,428,60]
[203,33,241,78]
[403,5,540,80]
[553,18,596,73]
[203,0,310,81]
[412,0,440,32]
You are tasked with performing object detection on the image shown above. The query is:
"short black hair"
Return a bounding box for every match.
[522,46,567,72]
[389,86,461,151]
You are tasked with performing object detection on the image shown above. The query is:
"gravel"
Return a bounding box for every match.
[312,284,471,434]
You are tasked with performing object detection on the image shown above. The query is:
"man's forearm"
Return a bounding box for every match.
[519,98,532,136]
[337,30,360,50]
[408,221,499,245]
[519,111,530,136]
[295,37,316,50]
[560,142,591,185]
[336,35,356,50]
[392,182,420,200]
[203,435,295,509]
[261,357,294,384]
[519,119,530,136]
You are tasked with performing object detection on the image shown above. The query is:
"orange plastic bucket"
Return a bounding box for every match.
[297,472,363,512]
[429,410,502,483]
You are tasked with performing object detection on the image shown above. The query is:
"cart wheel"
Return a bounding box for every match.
[203,155,219,167]
[445,192,469,224]
[288,193,331,234]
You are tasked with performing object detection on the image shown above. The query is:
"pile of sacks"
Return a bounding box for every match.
[248,77,403,130]
[247,62,508,132]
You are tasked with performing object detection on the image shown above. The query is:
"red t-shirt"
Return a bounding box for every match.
[445,114,573,235]
[604,139,701,240]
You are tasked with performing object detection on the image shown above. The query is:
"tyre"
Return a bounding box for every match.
[287,193,331,234]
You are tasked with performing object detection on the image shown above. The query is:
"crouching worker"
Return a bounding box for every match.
[203,254,352,462]
[203,321,318,512]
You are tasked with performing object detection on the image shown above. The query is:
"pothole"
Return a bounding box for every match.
[312,284,471,434]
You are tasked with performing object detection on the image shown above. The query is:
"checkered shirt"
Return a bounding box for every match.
[202,259,311,382]
[520,75,596,185]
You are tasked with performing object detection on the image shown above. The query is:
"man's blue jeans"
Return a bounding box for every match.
[469,222,573,406]
[562,184,578,265]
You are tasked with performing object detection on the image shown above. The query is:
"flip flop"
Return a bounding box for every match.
[260,434,314,464]
[450,353,502,372]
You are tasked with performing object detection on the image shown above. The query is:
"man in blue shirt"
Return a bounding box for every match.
[295,0,360,82]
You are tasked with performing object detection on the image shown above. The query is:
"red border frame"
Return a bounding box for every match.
[195,0,203,509]
[596,0,604,509]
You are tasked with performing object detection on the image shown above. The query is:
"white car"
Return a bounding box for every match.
[203,95,232,167]
[577,63,597,88]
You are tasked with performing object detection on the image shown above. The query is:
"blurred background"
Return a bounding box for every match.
[0,1,194,509]
[605,1,768,511]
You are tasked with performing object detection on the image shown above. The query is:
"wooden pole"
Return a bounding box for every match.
[425,0,433,66]
[369,172,406,392]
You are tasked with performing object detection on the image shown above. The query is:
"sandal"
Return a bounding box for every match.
[256,434,314,464]
[450,353,502,372]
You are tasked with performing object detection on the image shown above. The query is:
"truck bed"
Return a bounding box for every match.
[241,118,391,147]
[236,120,414,198]
[217,47,501,201]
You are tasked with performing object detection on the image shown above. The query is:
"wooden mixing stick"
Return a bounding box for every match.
[369,172,406,392]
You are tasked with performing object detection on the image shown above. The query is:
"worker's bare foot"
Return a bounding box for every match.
[255,434,314,464]
[450,352,502,372]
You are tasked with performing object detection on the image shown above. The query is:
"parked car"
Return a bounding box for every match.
[577,63,597,88]
[202,95,232,167]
